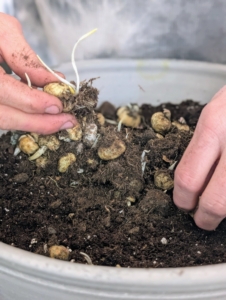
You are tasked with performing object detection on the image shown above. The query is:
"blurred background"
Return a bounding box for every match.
[1,0,226,67]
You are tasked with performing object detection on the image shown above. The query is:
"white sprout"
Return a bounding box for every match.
[25,73,32,89]
[178,117,186,124]
[105,119,118,125]
[29,146,47,161]
[37,55,76,92]
[80,252,93,265]
[13,146,21,156]
[91,133,101,149]
[125,130,130,139]
[77,168,84,174]
[70,181,80,187]
[117,120,123,132]
[168,161,178,171]
[58,136,71,143]
[71,28,98,93]
[141,150,150,175]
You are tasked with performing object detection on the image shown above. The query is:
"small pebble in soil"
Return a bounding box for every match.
[49,245,70,261]
[161,237,168,245]
[13,173,29,183]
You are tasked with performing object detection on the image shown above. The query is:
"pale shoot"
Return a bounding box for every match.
[37,55,76,93]
[37,28,97,95]
[141,150,150,176]
[71,28,97,93]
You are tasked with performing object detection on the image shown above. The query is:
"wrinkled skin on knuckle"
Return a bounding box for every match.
[200,194,226,219]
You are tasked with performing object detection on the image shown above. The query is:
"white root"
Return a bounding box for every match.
[80,252,93,265]
[29,146,47,161]
[25,73,32,89]
[91,133,101,149]
[105,119,118,125]
[71,28,97,93]
[37,55,76,92]
[141,150,150,176]
[117,120,123,132]
[125,129,129,139]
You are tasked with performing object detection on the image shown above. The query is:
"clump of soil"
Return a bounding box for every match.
[0,81,226,268]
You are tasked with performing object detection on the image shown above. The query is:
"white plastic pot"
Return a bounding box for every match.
[1,59,226,300]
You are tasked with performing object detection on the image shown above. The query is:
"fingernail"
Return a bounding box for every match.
[60,121,74,130]
[45,105,60,114]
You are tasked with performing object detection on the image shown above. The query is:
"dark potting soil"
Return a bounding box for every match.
[0,84,226,268]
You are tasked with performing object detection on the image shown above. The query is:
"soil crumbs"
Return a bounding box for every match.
[1,99,226,268]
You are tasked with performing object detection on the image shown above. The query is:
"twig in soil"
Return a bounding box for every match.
[80,252,93,265]
[25,73,32,89]
[47,176,62,189]
[141,150,150,175]
[71,28,97,93]
[104,205,111,213]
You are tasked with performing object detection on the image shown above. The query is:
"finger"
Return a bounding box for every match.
[0,104,77,135]
[173,112,220,211]
[0,68,63,114]
[194,149,226,230]
[0,13,65,87]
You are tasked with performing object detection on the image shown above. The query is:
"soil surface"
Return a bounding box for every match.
[1,89,226,268]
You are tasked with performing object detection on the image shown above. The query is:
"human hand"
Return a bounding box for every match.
[0,13,77,134]
[173,85,226,230]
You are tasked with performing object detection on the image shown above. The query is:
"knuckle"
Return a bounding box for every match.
[201,194,226,218]
[174,168,199,194]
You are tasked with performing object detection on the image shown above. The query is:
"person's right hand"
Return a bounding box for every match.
[0,13,77,134]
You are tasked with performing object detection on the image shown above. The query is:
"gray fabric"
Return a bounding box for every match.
[9,0,226,65]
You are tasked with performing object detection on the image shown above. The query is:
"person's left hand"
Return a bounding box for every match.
[0,13,77,134]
